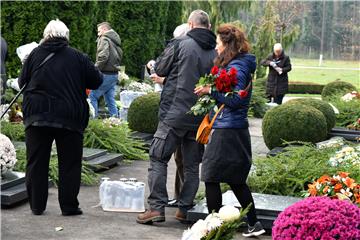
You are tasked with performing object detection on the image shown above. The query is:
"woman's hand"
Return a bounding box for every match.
[194,85,211,96]
[150,73,165,84]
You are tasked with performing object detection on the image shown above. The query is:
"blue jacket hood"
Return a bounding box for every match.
[227,53,256,74]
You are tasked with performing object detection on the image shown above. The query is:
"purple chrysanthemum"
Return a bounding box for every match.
[272,197,360,240]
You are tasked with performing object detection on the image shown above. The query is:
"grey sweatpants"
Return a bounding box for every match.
[147,121,203,214]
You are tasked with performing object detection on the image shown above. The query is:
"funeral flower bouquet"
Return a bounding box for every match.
[328,146,360,167]
[341,91,360,102]
[306,172,360,206]
[347,118,360,131]
[190,66,250,116]
[0,133,17,175]
[181,205,250,240]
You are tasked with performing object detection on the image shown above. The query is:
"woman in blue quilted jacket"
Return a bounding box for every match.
[194,24,265,237]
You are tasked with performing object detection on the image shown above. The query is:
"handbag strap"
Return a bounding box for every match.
[209,104,225,127]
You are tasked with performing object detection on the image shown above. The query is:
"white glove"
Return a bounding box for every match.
[269,61,277,68]
[275,67,283,75]
[147,60,156,70]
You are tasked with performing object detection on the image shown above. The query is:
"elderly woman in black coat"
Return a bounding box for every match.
[18,19,103,216]
[260,43,292,104]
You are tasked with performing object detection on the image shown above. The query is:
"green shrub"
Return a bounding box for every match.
[0,121,25,141]
[84,119,148,160]
[285,98,336,132]
[247,144,360,197]
[128,93,160,134]
[321,81,357,101]
[248,77,268,118]
[329,97,360,127]
[262,104,328,150]
[288,81,324,94]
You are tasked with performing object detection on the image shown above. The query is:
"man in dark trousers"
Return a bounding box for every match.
[18,19,102,216]
[137,10,217,224]
[260,43,292,104]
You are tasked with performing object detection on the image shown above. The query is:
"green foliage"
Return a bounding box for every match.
[247,144,360,197]
[84,119,148,160]
[321,81,357,101]
[1,1,100,78]
[285,98,336,132]
[127,93,160,134]
[329,97,360,127]
[249,78,268,118]
[1,1,183,78]
[0,121,25,141]
[288,82,324,94]
[107,1,182,77]
[14,148,100,186]
[262,104,328,150]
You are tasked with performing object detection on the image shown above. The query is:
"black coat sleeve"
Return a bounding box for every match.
[282,56,292,73]
[83,54,103,90]
[154,43,176,78]
[260,54,272,66]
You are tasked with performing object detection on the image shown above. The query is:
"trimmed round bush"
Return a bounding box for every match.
[262,104,327,149]
[285,98,336,132]
[321,81,357,100]
[272,197,360,239]
[127,92,160,134]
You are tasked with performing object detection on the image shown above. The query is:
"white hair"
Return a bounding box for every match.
[273,43,283,51]
[188,10,210,28]
[43,19,69,41]
[173,23,190,38]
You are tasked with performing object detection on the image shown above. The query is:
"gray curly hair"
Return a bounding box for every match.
[43,19,69,41]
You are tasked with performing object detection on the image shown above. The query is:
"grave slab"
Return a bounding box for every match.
[82,148,108,161]
[1,171,25,190]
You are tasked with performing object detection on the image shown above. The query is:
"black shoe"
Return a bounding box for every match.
[32,209,44,215]
[61,208,83,216]
[242,221,266,237]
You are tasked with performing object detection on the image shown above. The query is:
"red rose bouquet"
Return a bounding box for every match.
[190,66,250,116]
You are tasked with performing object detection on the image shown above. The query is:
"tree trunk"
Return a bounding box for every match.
[319,0,326,66]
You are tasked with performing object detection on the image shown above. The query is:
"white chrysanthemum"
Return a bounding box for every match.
[218,205,240,222]
[127,82,153,93]
[205,213,223,231]
[189,219,208,239]
[0,134,17,175]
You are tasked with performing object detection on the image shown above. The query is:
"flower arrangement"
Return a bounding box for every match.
[102,117,123,127]
[328,146,360,167]
[347,118,360,131]
[190,66,250,116]
[127,82,153,93]
[0,133,17,175]
[272,197,360,239]
[181,205,250,240]
[341,91,360,102]
[0,104,10,122]
[306,172,360,206]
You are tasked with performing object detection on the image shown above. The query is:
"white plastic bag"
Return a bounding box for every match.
[99,179,145,212]
[16,42,39,63]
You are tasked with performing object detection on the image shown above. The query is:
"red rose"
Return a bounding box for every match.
[229,67,237,78]
[238,90,248,98]
[211,66,219,75]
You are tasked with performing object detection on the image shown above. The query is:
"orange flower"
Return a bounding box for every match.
[308,183,318,196]
[339,172,349,178]
[334,183,343,192]
[318,175,330,184]
[355,193,360,204]
[323,186,330,194]
[344,178,356,189]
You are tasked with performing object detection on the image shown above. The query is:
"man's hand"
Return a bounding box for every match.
[150,73,164,84]
[194,85,211,96]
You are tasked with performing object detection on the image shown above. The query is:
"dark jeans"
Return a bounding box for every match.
[25,126,83,212]
[174,146,184,200]
[267,94,285,105]
[205,182,258,226]
[147,121,203,214]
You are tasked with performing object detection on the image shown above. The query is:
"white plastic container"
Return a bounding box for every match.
[99,179,145,212]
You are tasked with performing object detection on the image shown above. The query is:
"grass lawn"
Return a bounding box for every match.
[288,58,360,88]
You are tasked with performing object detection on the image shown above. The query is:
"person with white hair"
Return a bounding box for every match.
[137,9,216,225]
[260,42,292,104]
[18,19,103,216]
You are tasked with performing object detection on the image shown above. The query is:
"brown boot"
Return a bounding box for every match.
[136,209,165,224]
[175,209,189,223]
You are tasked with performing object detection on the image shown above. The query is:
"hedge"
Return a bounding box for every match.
[1,1,183,78]
[288,81,324,94]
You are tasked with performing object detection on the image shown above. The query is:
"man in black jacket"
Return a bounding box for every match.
[260,43,292,104]
[137,10,217,224]
[18,19,103,216]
